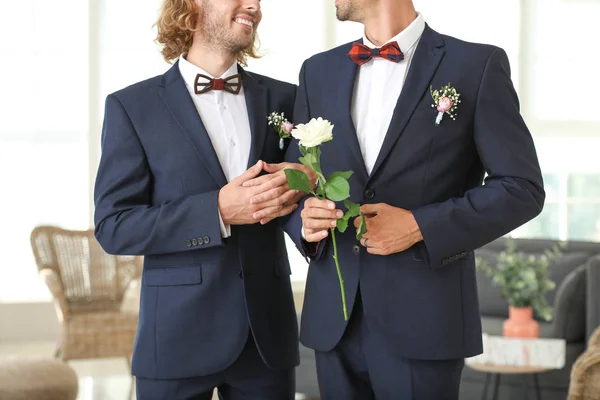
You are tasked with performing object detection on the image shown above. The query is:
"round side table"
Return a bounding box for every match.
[467,363,549,400]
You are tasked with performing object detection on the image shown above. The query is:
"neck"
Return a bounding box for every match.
[185,38,237,77]
[363,1,417,46]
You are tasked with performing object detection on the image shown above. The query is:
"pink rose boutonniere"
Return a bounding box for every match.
[267,112,294,150]
[430,83,461,126]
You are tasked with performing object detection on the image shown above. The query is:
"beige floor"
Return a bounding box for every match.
[0,341,310,400]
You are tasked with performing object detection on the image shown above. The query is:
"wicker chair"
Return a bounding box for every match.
[568,326,600,399]
[30,226,142,368]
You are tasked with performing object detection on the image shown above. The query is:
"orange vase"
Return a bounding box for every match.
[503,306,539,338]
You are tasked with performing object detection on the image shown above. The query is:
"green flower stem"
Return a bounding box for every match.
[330,228,348,321]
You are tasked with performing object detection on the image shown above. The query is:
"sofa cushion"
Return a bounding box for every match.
[552,265,587,342]
[475,249,590,320]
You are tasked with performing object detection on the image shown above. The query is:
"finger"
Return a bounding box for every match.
[232,160,263,184]
[360,235,376,248]
[278,189,302,206]
[303,207,344,220]
[360,203,383,216]
[305,197,336,210]
[260,216,275,225]
[263,162,290,173]
[256,204,298,222]
[275,203,300,218]
[360,236,368,247]
[253,189,299,219]
[242,173,278,188]
[303,217,339,230]
[305,230,329,243]
[251,185,289,206]
[251,174,289,199]
[366,247,388,256]
[353,216,362,228]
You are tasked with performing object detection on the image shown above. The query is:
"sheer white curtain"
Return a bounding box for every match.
[0,1,90,302]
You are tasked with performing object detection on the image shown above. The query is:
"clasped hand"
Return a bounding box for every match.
[218,160,316,225]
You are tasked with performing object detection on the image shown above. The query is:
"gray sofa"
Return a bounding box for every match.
[460,237,600,400]
[295,237,600,399]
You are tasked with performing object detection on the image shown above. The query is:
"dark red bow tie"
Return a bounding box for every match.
[348,41,404,66]
[194,73,242,94]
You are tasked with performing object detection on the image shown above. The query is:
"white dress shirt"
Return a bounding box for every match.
[352,13,426,175]
[179,55,252,238]
[301,14,425,241]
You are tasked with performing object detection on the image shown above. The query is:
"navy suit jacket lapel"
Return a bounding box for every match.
[367,25,446,183]
[240,67,269,169]
[158,61,228,187]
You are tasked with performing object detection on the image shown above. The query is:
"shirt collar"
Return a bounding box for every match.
[362,12,425,53]
[178,53,240,91]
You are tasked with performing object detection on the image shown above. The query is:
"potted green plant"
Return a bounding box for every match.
[476,238,564,338]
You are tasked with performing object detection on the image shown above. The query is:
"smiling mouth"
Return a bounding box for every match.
[234,17,254,28]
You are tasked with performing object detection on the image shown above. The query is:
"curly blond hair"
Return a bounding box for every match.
[155,0,260,65]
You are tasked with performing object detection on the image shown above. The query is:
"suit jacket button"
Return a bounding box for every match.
[364,189,375,199]
[186,240,192,247]
[197,238,204,246]
[191,238,198,246]
[352,245,360,254]
[203,236,210,245]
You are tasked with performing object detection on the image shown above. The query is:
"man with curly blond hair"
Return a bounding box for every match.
[94,0,313,398]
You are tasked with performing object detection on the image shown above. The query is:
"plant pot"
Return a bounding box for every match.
[503,306,539,338]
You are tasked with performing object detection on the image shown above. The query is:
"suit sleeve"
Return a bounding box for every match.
[93,94,224,256]
[281,60,328,261]
[411,48,545,269]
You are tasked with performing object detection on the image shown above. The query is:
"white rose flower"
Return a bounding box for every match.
[291,117,334,148]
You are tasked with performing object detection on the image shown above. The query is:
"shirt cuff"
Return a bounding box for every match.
[218,209,231,238]
[300,227,320,257]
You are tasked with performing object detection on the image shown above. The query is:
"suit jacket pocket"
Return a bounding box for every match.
[144,264,202,286]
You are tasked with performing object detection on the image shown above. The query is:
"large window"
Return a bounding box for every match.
[513,137,600,241]
[1,1,598,301]
[0,1,90,302]
[512,0,600,240]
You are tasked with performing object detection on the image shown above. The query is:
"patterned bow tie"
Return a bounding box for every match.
[194,73,242,94]
[348,41,404,66]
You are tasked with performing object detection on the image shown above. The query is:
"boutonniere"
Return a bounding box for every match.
[267,111,294,150]
[430,83,461,126]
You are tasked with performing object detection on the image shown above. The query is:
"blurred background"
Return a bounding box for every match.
[0,0,598,399]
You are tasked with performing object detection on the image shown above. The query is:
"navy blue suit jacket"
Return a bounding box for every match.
[94,61,299,379]
[284,25,545,360]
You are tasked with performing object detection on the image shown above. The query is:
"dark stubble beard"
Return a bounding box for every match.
[336,0,359,21]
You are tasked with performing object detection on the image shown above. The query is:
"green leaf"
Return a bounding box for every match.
[337,218,349,233]
[299,145,308,156]
[324,176,350,201]
[328,171,354,181]
[284,169,311,194]
[343,200,361,220]
[356,212,367,240]
[298,153,317,168]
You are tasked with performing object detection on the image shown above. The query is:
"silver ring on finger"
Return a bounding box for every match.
[364,238,369,248]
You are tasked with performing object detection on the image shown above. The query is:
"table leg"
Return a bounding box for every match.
[521,374,530,400]
[492,373,501,400]
[533,374,541,400]
[482,373,491,400]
